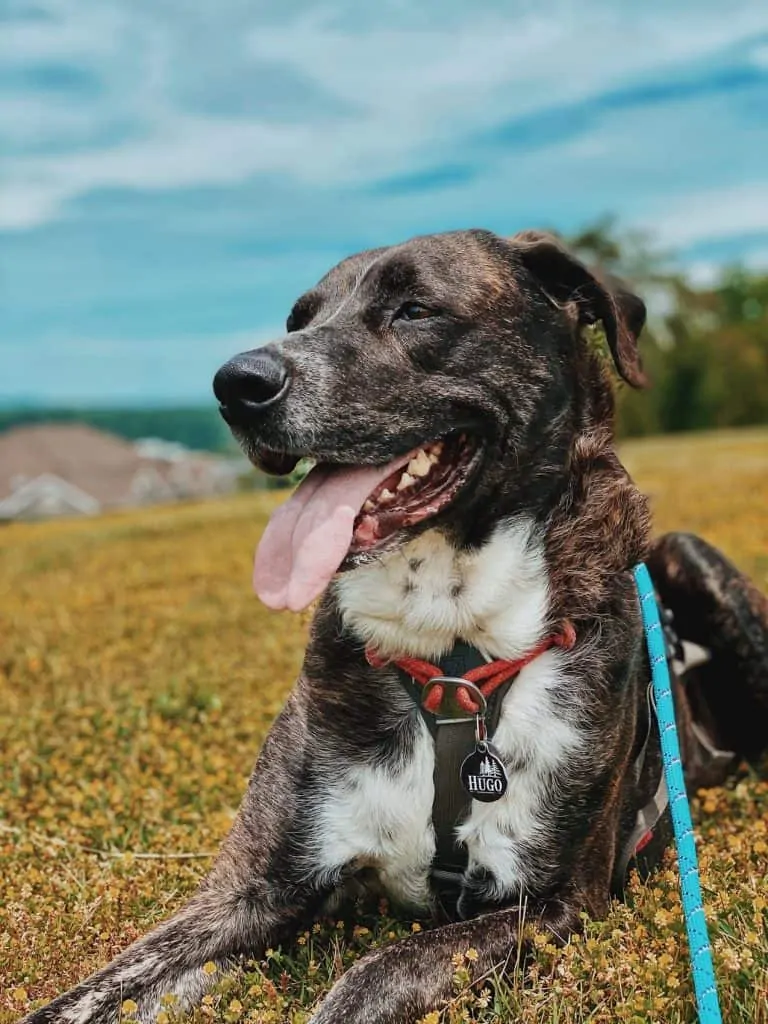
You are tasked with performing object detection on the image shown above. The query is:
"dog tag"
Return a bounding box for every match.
[460,741,508,802]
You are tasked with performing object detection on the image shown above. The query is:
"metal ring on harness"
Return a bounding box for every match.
[421,676,487,721]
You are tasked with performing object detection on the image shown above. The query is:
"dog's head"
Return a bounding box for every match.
[213,229,646,610]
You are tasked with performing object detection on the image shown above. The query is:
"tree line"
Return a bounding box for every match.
[564,220,768,437]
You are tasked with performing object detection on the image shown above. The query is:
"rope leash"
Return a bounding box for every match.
[633,563,722,1024]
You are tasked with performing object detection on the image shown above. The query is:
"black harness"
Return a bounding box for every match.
[397,641,514,902]
[394,619,695,910]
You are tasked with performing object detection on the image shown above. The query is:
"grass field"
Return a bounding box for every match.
[1,427,767,1024]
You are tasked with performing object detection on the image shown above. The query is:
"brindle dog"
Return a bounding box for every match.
[24,230,768,1024]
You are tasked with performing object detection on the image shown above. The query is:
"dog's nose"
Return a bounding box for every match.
[213,350,290,424]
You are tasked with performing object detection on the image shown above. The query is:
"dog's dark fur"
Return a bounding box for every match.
[24,230,768,1024]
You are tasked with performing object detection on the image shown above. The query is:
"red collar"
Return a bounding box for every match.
[365,621,576,715]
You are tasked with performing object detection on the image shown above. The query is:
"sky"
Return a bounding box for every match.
[2,0,768,405]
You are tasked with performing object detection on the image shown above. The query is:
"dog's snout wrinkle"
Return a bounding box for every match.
[213,350,290,424]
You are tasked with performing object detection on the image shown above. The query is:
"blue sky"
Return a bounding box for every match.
[2,0,768,404]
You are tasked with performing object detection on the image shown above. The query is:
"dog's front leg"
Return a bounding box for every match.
[24,690,335,1024]
[25,884,297,1024]
[310,901,579,1024]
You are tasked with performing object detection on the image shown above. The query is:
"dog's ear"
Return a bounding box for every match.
[511,230,647,387]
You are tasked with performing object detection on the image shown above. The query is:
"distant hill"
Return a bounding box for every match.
[0,405,235,454]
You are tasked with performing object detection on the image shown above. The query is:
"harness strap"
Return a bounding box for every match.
[614,611,736,894]
[366,627,575,903]
[371,622,576,715]
[396,643,517,891]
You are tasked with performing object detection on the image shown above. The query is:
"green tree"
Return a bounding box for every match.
[563,221,768,437]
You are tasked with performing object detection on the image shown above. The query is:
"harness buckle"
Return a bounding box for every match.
[421,676,487,723]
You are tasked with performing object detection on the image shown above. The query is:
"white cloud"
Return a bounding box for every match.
[3,0,768,409]
[0,182,67,230]
[2,0,767,230]
[641,182,768,248]
[684,261,727,287]
[745,247,768,270]
[245,3,767,117]
[669,243,768,287]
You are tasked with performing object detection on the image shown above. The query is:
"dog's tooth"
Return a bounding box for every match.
[379,488,395,504]
[408,450,432,478]
[354,517,378,543]
[397,472,416,492]
[363,499,375,512]
[427,452,439,465]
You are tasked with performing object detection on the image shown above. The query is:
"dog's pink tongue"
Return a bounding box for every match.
[253,455,411,611]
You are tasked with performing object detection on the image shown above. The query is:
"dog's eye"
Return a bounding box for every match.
[394,302,435,322]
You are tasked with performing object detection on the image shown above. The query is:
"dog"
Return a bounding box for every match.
[24,229,768,1024]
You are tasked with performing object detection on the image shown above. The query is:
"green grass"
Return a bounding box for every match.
[1,427,767,1023]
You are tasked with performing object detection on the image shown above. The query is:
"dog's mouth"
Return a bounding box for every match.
[349,434,477,554]
[251,432,482,612]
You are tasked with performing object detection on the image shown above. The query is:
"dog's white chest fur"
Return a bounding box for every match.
[311,518,583,908]
[335,517,552,661]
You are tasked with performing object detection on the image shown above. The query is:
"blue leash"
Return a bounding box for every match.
[633,563,722,1024]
